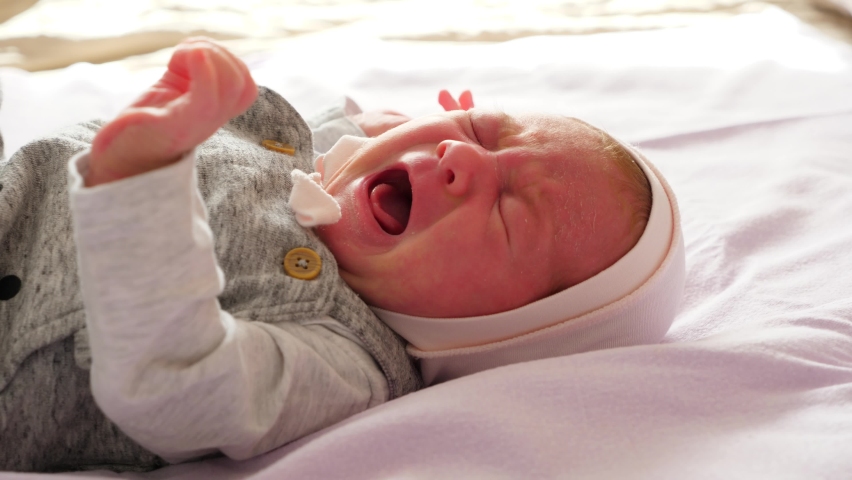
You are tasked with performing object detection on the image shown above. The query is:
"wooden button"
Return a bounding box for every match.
[262,139,296,155]
[283,248,322,280]
[0,275,21,300]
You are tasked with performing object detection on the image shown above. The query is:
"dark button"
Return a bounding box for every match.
[0,275,21,300]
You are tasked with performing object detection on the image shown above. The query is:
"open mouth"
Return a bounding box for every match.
[368,169,412,235]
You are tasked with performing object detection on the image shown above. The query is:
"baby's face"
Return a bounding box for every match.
[315,109,638,318]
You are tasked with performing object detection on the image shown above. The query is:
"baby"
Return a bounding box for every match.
[0,39,683,472]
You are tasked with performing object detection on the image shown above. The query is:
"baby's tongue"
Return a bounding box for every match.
[370,183,410,235]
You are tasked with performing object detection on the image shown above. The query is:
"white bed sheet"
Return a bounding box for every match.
[2,7,852,479]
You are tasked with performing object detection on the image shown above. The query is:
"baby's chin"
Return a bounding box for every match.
[312,201,371,273]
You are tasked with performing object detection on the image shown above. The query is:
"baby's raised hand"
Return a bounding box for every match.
[87,38,258,186]
[438,89,474,111]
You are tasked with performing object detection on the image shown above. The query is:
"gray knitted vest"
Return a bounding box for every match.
[0,87,421,472]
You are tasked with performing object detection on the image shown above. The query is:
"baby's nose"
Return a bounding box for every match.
[436,140,496,197]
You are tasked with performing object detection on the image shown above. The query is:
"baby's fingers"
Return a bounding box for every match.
[438,89,460,111]
[438,89,475,111]
[178,39,255,122]
[458,90,474,110]
[200,40,257,114]
[185,44,221,118]
[219,44,258,111]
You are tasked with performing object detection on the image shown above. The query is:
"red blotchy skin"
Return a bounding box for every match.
[316,109,639,318]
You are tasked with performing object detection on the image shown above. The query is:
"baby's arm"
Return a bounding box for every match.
[71,40,388,462]
[71,152,387,461]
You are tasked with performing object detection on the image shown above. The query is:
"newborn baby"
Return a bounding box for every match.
[87,44,648,321]
[0,38,683,472]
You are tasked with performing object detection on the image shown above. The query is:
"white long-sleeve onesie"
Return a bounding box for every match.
[67,145,389,463]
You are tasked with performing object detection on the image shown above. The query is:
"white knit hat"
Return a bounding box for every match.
[373,142,686,385]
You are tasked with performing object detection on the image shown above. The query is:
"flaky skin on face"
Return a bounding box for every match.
[315,109,650,318]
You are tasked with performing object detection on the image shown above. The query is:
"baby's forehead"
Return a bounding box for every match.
[500,112,610,156]
[421,108,612,159]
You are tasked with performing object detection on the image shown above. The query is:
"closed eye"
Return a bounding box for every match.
[469,111,517,151]
[469,116,484,147]
[496,194,511,247]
